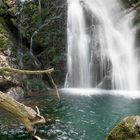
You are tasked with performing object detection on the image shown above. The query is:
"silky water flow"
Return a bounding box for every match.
[65,0,139,90]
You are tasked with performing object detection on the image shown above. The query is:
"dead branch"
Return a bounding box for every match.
[47,72,60,101]
[0,67,54,75]
[0,67,60,99]
[0,91,45,139]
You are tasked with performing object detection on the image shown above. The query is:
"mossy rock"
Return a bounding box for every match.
[0,24,9,51]
[106,116,140,140]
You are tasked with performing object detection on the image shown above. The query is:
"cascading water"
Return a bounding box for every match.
[65,0,139,90]
[18,0,25,68]
[65,0,91,88]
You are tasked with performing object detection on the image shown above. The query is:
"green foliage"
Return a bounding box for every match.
[23,78,48,92]
[0,0,65,86]
[0,24,9,51]
[19,0,67,85]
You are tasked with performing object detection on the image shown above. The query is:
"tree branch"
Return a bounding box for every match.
[47,72,60,101]
[125,2,140,14]
[0,67,54,75]
[0,67,60,99]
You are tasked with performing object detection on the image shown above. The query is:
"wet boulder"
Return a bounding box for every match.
[106,116,140,140]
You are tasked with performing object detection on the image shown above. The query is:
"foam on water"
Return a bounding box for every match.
[60,88,140,99]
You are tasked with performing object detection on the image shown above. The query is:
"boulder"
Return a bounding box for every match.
[106,116,140,140]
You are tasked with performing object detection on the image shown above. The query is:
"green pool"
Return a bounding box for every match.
[0,89,140,140]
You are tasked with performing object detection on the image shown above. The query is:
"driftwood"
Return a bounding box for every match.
[0,91,45,139]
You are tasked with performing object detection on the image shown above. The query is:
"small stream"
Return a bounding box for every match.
[0,90,140,140]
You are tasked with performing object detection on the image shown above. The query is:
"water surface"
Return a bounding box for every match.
[0,90,140,140]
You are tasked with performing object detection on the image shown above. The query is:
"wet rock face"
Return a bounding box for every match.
[6,87,24,100]
[135,8,140,49]
[121,0,139,8]
[106,116,140,140]
[0,52,24,99]
[0,52,13,84]
[0,53,10,67]
[97,76,112,89]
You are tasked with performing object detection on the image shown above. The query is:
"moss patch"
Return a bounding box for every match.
[0,24,9,51]
[106,116,140,140]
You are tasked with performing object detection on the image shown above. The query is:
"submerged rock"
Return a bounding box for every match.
[6,87,24,100]
[97,75,112,89]
[106,116,140,140]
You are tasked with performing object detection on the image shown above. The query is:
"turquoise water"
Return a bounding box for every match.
[0,91,140,140]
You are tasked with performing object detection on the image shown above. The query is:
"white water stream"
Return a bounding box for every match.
[65,0,139,90]
[65,0,91,88]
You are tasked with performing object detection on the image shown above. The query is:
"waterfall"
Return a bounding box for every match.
[65,0,91,88]
[65,0,139,90]
[18,1,25,69]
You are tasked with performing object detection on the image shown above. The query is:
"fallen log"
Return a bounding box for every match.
[0,67,54,75]
[0,91,45,139]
